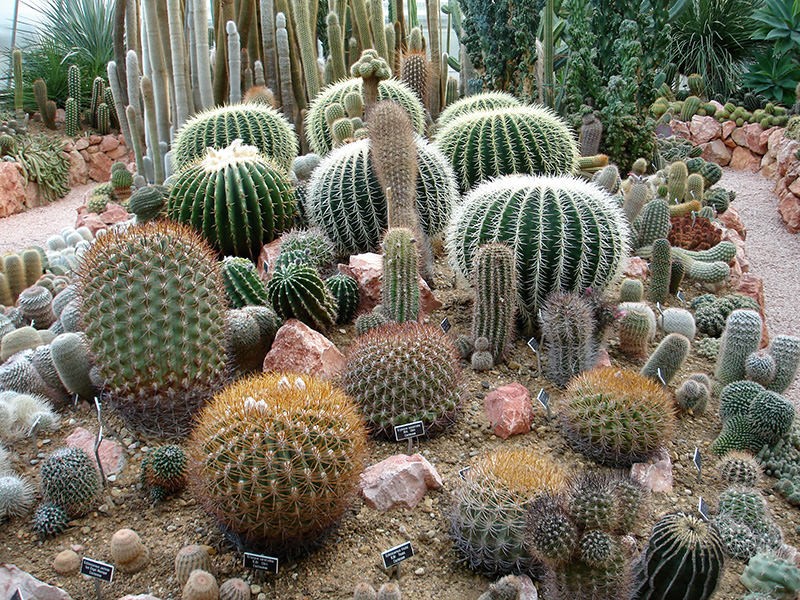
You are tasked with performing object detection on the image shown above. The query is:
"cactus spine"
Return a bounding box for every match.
[471,243,516,362]
[382,228,420,323]
[540,291,596,388]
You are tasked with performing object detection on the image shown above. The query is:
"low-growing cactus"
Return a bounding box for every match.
[354,307,389,335]
[740,551,800,599]
[225,306,280,373]
[720,452,762,487]
[40,447,100,518]
[641,333,690,385]
[221,257,269,308]
[470,337,494,372]
[31,503,69,538]
[50,332,94,399]
[619,279,644,303]
[17,286,54,328]
[141,445,188,502]
[325,273,360,324]
[128,185,168,222]
[715,310,764,386]
[617,303,656,358]
[266,262,338,331]
[0,473,34,520]
[658,307,696,339]
[745,351,778,386]
[277,228,335,273]
[471,243,517,362]
[675,377,710,414]
[540,291,596,388]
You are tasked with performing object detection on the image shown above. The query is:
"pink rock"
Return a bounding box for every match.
[729,147,760,172]
[779,192,800,234]
[98,203,131,225]
[768,128,787,155]
[86,145,100,155]
[99,134,120,153]
[744,123,768,155]
[107,145,130,160]
[486,576,538,600]
[118,596,162,600]
[717,206,746,240]
[721,120,736,140]
[262,319,345,378]
[89,134,102,145]
[74,137,90,151]
[671,120,690,139]
[66,427,126,475]
[0,162,27,218]
[700,139,731,166]
[55,108,66,124]
[484,383,535,440]
[594,347,612,368]
[257,237,283,275]
[689,116,721,145]
[730,126,748,148]
[74,212,108,235]
[761,162,778,180]
[630,448,673,493]
[338,252,442,315]
[734,273,769,347]
[722,228,748,274]
[776,139,800,177]
[623,256,649,279]
[67,150,89,186]
[0,564,72,600]
[360,453,443,511]
[760,126,779,149]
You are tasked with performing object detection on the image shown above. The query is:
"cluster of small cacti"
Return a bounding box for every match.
[692,293,761,337]
[668,213,722,251]
[713,487,784,561]
[0,391,59,441]
[651,92,788,128]
[675,373,712,414]
[140,445,188,503]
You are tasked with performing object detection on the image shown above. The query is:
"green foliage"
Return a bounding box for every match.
[743,51,800,106]
[752,0,800,56]
[6,134,70,203]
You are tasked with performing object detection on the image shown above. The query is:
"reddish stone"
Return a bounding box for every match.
[98,203,131,225]
[717,206,746,240]
[262,319,345,378]
[776,139,800,177]
[107,145,130,160]
[483,382,535,440]
[0,162,27,218]
[360,453,443,511]
[671,120,691,139]
[67,150,89,187]
[594,347,612,368]
[85,144,100,154]
[65,426,126,475]
[623,256,649,279]
[87,151,113,182]
[767,127,786,154]
[729,147,760,172]
[257,238,283,275]
[760,126,779,149]
[689,116,721,145]
[99,134,120,153]
[779,192,800,233]
[700,139,731,166]
[730,126,748,148]
[74,137,90,151]
[74,212,107,235]
[721,120,736,140]
[88,134,102,145]
[761,161,778,180]
[630,448,673,493]
[0,564,72,600]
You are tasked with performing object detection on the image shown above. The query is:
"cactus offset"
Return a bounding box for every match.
[540,291,596,388]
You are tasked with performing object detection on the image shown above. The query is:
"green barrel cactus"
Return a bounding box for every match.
[446,175,629,335]
[78,222,228,437]
[40,447,100,518]
[325,273,359,324]
[167,140,295,260]
[128,185,168,222]
[741,552,800,599]
[266,262,338,332]
[140,444,188,502]
[221,257,269,308]
[436,91,523,130]
[433,105,579,192]
[172,103,298,172]
[719,452,762,486]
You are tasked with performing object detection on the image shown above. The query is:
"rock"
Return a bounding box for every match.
[262,319,345,379]
[729,147,760,172]
[671,120,691,139]
[630,448,673,493]
[776,139,800,177]
[74,138,90,151]
[689,116,721,145]
[338,252,442,315]
[700,140,731,166]
[53,550,80,575]
[722,228,748,274]
[594,347,612,368]
[360,453,443,511]
[717,206,746,240]
[743,123,768,155]
[730,127,748,148]
[734,273,769,347]
[55,108,66,124]
[67,150,89,187]
[107,145,130,160]
[759,126,779,150]
[118,596,162,600]
[768,128,786,155]
[257,238,283,275]
[483,383,535,440]
[86,151,113,182]
[0,563,72,599]
[74,212,108,235]
[721,120,736,140]
[623,256,649,279]
[98,203,131,226]
[99,135,120,153]
[0,163,27,218]
[779,191,800,233]
[65,427,126,474]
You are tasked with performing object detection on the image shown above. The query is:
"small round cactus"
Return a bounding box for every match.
[182,569,219,600]
[675,378,711,414]
[40,446,100,518]
[31,503,69,538]
[719,452,762,487]
[745,351,778,386]
[175,545,212,586]
[325,273,360,324]
[128,185,168,223]
[110,528,150,573]
[0,473,34,520]
[141,445,188,502]
[266,261,338,331]
[219,578,250,600]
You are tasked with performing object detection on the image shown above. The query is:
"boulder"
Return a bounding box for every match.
[0,162,27,218]
[721,120,736,140]
[86,151,113,182]
[700,140,731,166]
[630,448,673,493]
[743,123,768,155]
[262,319,345,379]
[689,116,721,145]
[779,191,800,233]
[257,237,283,275]
[623,256,649,279]
[0,564,72,600]
[730,127,748,148]
[65,427,126,475]
[671,120,691,139]
[99,135,120,153]
[67,150,89,187]
[360,453,443,511]
[729,147,760,172]
[717,206,746,240]
[483,383,535,440]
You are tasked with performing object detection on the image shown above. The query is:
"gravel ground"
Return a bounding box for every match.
[719,168,800,401]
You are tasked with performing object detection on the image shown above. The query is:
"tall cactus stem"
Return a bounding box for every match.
[126,106,146,178]
[13,49,24,119]
[327,12,347,82]
[291,0,321,101]
[426,0,441,118]
[351,0,371,51]
[193,0,214,110]
[226,21,242,104]
[141,0,171,145]
[141,76,164,184]
[106,62,133,149]
[276,13,296,122]
[166,0,191,128]
[259,0,278,101]
[370,0,390,65]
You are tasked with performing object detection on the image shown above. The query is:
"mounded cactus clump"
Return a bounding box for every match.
[40,447,100,518]
[78,222,228,437]
[188,373,367,555]
[141,445,188,502]
[342,323,463,438]
[447,175,629,335]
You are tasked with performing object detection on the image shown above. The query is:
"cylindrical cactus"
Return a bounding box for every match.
[540,291,596,388]
[471,243,516,362]
[96,102,110,134]
[766,335,800,394]
[40,447,100,518]
[447,175,629,335]
[50,332,95,399]
[617,303,656,358]
[684,173,705,202]
[17,285,54,328]
[65,98,79,138]
[632,199,672,250]
[715,310,764,386]
[381,228,420,323]
[641,333,691,385]
[221,257,270,308]
[659,307,696,339]
[647,238,672,305]
[188,373,367,554]
[745,351,777,386]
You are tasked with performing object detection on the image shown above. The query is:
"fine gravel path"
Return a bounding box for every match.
[719,168,800,400]
[0,183,93,254]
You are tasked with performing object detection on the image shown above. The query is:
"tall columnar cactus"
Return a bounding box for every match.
[64,98,79,138]
[78,222,228,437]
[266,262,338,331]
[766,335,800,394]
[275,12,296,123]
[667,161,688,202]
[226,21,242,105]
[382,228,420,323]
[471,243,516,362]
[641,333,691,386]
[33,79,56,130]
[307,137,458,255]
[96,103,110,135]
[326,12,347,82]
[188,373,367,554]
[632,199,672,250]
[401,40,429,105]
[434,105,579,192]
[221,257,270,308]
[167,141,295,259]
[446,175,629,335]
[89,76,104,127]
[540,291,596,388]
[592,164,621,194]
[715,310,764,386]
[67,64,80,111]
[623,180,652,223]
[166,0,192,127]
[630,512,725,600]
[173,104,298,172]
[12,49,23,118]
[647,238,671,305]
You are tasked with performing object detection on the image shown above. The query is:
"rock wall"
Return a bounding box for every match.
[672,116,800,233]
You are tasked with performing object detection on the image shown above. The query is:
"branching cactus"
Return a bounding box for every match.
[471,243,516,362]
[351,50,392,113]
[540,291,596,388]
[382,228,420,323]
[715,310,764,386]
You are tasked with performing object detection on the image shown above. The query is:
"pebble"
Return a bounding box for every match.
[414,568,425,575]
[251,585,262,594]
[81,526,91,534]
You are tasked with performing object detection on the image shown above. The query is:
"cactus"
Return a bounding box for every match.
[693,293,760,337]
[684,173,705,202]
[740,552,800,599]
[188,373,367,554]
[40,447,100,518]
[30,345,66,395]
[641,333,690,385]
[78,222,228,437]
[168,141,295,259]
[342,323,462,438]
[647,238,671,305]
[617,303,657,358]
[221,257,270,308]
[325,273,359,324]
[140,445,187,502]
[470,337,495,371]
[560,368,676,467]
[33,79,56,129]
[0,474,34,520]
[65,98,79,138]
[680,96,702,121]
[449,448,567,577]
[401,49,429,105]
[50,332,94,399]
[17,286,54,328]
[12,49,23,118]
[354,307,390,335]
[434,105,579,192]
[4,254,27,303]
[0,327,42,362]
[750,391,795,445]
[745,351,777,386]
[619,278,644,303]
[447,175,629,335]
[578,112,604,156]
[437,92,522,130]
[630,512,724,600]
[703,188,731,213]
[225,305,280,373]
[276,228,335,272]
[95,102,110,134]
[675,378,710,413]
[715,310,764,386]
[669,258,686,295]
[266,261,338,331]
[307,137,458,255]
[32,503,69,538]
[667,162,688,202]
[381,228,420,323]
[623,181,652,223]
[172,104,297,172]
[658,307,696,339]
[128,185,168,222]
[540,291,596,388]
[351,50,393,113]
[471,243,516,362]
[720,452,762,486]
[591,164,622,194]
[631,199,672,250]
[766,335,800,394]
[700,161,723,186]
[713,386,794,455]
[720,380,764,423]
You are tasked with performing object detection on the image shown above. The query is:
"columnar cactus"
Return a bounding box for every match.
[167,141,295,259]
[684,173,705,202]
[382,228,420,323]
[65,98,79,138]
[715,310,764,386]
[631,199,671,250]
[50,332,94,399]
[641,333,691,385]
[434,105,579,192]
[745,351,777,386]
[266,262,338,331]
[592,164,622,194]
[221,257,269,308]
[96,103,110,135]
[617,303,656,358]
[540,291,596,388]
[447,175,629,335]
[647,238,671,304]
[471,243,516,362]
[766,335,800,394]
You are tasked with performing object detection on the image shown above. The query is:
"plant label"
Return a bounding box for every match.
[691,211,697,226]
[656,368,667,387]
[381,541,414,569]
[698,497,710,522]
[243,552,279,574]
[527,337,539,353]
[80,558,114,582]
[439,317,451,333]
[655,302,664,316]
[394,421,425,442]
[458,466,471,480]
[9,589,23,600]
[537,388,550,410]
[676,290,686,304]
[693,447,702,480]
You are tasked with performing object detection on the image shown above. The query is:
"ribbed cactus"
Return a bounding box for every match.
[766,335,800,394]
[401,48,429,105]
[266,262,338,331]
[128,185,167,222]
[437,92,522,129]
[78,222,228,437]
[647,238,671,304]
[342,323,462,438]
[65,98,79,138]
[225,306,280,373]
[623,180,652,223]
[382,228,420,323]
[167,141,295,259]
[447,175,629,335]
[684,173,705,202]
[96,102,110,134]
[33,79,56,129]
[641,333,691,385]
[221,257,269,308]
[188,373,367,554]
[540,291,596,388]
[307,137,458,255]
[140,444,187,502]
[667,162,688,202]
[434,105,579,192]
[715,310,764,386]
[50,332,94,399]
[17,285,54,328]
[12,49,23,118]
[632,199,672,250]
[325,273,359,324]
[619,278,644,303]
[560,368,676,466]
[40,447,100,518]
[172,104,298,172]
[680,96,702,121]
[351,50,392,113]
[745,351,777,386]
[592,164,621,194]
[713,384,794,455]
[32,503,69,538]
[471,243,516,362]
[669,259,685,294]
[740,552,800,599]
[90,76,104,126]
[578,113,604,157]
[719,451,761,486]
[0,473,34,520]
[630,512,725,600]
[449,448,567,577]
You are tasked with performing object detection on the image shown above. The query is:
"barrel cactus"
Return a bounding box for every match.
[167,140,295,260]
[433,105,579,192]
[40,447,100,518]
[173,103,298,171]
[140,445,188,502]
[77,222,228,437]
[266,262,338,332]
[436,92,523,130]
[221,257,269,308]
[188,373,367,555]
[325,273,359,324]
[446,175,629,335]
